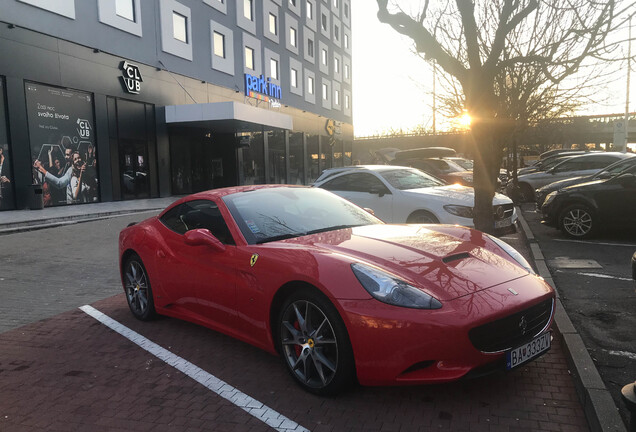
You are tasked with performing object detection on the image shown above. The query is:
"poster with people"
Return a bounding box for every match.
[25,82,99,207]
[0,79,15,210]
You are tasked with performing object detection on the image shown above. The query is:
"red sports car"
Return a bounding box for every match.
[119,185,555,395]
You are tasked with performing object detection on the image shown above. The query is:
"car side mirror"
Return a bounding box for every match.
[363,207,375,216]
[616,173,636,186]
[369,185,390,197]
[184,229,226,252]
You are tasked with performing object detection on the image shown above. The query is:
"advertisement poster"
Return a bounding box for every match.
[0,79,15,210]
[25,82,99,207]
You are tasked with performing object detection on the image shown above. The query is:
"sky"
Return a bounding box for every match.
[350,1,634,138]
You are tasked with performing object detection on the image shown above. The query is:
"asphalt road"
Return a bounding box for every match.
[520,203,636,426]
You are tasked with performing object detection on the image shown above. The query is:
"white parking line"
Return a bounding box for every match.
[80,305,310,432]
[555,270,633,282]
[552,238,636,247]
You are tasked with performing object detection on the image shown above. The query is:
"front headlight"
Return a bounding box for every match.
[443,204,474,219]
[485,234,535,274]
[351,263,442,309]
[542,191,558,207]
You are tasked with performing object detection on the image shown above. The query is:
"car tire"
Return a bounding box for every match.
[518,183,535,202]
[407,210,439,224]
[559,204,596,239]
[277,288,355,396]
[123,253,156,321]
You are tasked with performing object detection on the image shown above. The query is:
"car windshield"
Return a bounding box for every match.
[378,168,445,190]
[223,187,382,244]
[452,158,473,170]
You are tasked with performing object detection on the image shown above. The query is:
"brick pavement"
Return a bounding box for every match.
[0,293,590,432]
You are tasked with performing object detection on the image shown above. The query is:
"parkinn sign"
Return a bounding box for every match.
[244,73,281,107]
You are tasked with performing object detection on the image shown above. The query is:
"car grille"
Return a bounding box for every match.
[493,203,514,220]
[468,299,553,353]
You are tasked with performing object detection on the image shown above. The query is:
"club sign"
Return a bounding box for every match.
[120,61,143,94]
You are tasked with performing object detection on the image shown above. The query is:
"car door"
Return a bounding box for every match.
[320,172,394,222]
[594,166,636,227]
[158,199,239,329]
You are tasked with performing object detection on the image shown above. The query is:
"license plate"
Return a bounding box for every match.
[505,332,551,370]
[495,217,512,229]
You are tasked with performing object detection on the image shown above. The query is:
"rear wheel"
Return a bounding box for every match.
[559,204,596,239]
[407,210,439,224]
[277,289,354,395]
[123,254,156,321]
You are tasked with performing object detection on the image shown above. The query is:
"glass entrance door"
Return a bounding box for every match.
[120,138,149,200]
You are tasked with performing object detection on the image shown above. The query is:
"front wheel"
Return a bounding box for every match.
[407,210,439,224]
[559,204,596,239]
[123,254,156,321]
[277,289,354,395]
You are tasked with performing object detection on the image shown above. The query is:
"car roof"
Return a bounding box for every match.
[313,165,418,184]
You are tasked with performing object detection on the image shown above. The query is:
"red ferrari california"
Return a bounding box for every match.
[119,185,555,395]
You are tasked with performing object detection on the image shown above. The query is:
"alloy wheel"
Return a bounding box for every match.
[125,259,149,317]
[562,208,593,237]
[280,300,339,390]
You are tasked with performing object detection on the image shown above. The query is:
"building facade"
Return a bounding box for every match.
[0,0,353,211]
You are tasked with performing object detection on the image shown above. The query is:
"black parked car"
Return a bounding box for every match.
[535,154,636,208]
[541,164,636,239]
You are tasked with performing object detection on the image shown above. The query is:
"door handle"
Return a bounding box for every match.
[156,250,166,258]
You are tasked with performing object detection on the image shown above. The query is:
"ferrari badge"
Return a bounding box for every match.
[250,254,259,267]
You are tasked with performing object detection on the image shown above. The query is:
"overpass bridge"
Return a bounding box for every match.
[353,113,636,162]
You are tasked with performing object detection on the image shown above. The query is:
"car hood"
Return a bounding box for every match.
[284,224,529,301]
[401,184,512,206]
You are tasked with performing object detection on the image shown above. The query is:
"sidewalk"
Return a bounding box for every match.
[0,199,627,431]
[0,197,179,235]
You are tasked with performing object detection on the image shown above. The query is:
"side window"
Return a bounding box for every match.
[353,173,387,193]
[160,200,235,244]
[321,173,355,191]
[554,160,575,172]
[588,156,617,169]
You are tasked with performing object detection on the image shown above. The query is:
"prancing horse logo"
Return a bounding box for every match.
[250,254,259,267]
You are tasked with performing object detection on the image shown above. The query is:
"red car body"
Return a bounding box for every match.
[119,185,554,391]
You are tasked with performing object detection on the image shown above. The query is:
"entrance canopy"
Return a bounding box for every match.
[165,101,293,133]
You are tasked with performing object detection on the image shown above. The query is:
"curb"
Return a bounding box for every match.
[0,208,161,235]
[516,208,626,432]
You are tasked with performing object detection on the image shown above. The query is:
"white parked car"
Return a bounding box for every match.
[313,165,517,233]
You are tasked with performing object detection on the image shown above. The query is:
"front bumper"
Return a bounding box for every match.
[338,275,555,386]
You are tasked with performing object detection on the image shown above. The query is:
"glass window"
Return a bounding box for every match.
[115,0,135,21]
[321,48,328,66]
[308,76,314,94]
[334,90,340,105]
[270,58,279,80]
[334,57,340,73]
[307,134,320,183]
[345,94,350,109]
[290,27,297,47]
[322,83,328,100]
[344,33,349,49]
[290,0,297,6]
[321,13,327,31]
[245,46,255,69]
[244,0,253,21]
[0,79,15,211]
[334,25,339,40]
[291,68,298,87]
[160,200,235,244]
[213,31,225,58]
[307,39,314,57]
[344,2,349,18]
[344,63,350,79]
[289,132,304,185]
[306,0,313,19]
[269,13,277,35]
[267,129,286,184]
[173,12,187,42]
[239,131,265,185]
[322,173,387,193]
[333,0,339,7]
[379,169,444,190]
